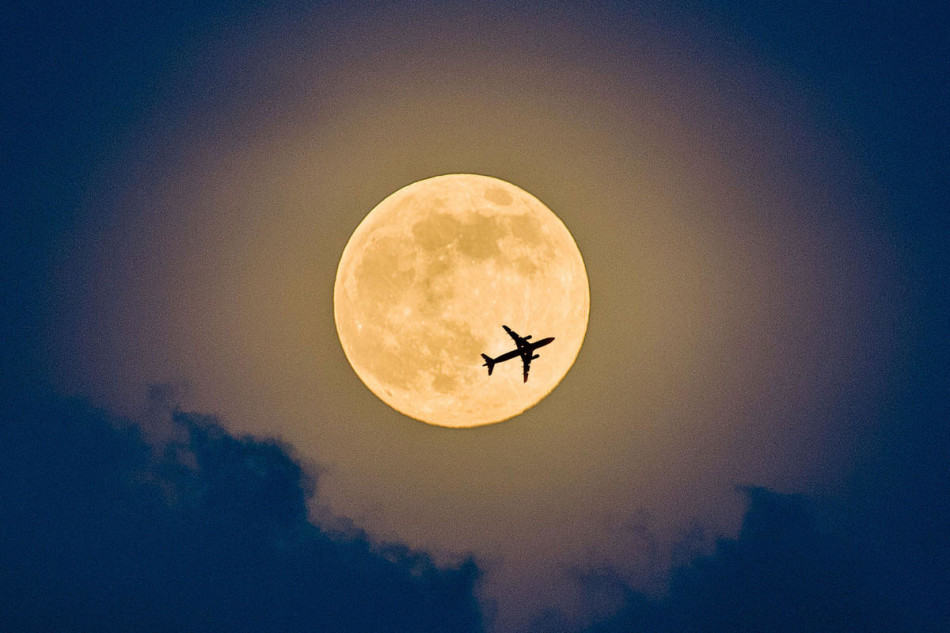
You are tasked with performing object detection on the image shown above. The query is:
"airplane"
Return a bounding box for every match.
[480,325,555,383]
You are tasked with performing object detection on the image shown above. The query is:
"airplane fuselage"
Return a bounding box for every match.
[490,337,554,365]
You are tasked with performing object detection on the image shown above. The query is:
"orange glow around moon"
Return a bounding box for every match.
[334,174,589,428]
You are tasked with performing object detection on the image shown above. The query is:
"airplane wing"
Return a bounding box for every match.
[521,352,532,383]
[503,325,530,349]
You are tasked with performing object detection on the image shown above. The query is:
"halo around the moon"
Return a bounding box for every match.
[333,174,589,428]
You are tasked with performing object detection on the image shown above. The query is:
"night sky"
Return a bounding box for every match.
[3,2,948,632]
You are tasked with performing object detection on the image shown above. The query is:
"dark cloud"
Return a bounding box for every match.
[566,485,947,633]
[0,391,482,633]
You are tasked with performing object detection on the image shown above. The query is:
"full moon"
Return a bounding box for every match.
[334,174,589,428]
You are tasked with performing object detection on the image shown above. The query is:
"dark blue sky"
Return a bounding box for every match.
[3,2,948,631]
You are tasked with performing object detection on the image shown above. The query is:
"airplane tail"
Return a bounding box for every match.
[481,353,496,376]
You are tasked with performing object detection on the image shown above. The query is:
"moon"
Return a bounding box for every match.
[334,174,589,428]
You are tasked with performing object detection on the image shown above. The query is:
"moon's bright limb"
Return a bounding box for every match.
[334,174,589,428]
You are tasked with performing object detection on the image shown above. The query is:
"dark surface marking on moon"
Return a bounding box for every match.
[419,256,457,313]
[412,213,462,251]
[507,214,557,265]
[514,257,539,276]
[432,372,458,393]
[506,214,542,244]
[457,214,505,260]
[484,186,513,206]
[413,212,507,261]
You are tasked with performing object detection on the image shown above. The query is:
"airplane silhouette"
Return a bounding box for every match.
[481,325,555,383]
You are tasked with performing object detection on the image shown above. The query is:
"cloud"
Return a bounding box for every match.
[5,387,945,633]
[561,483,949,633]
[0,391,482,632]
